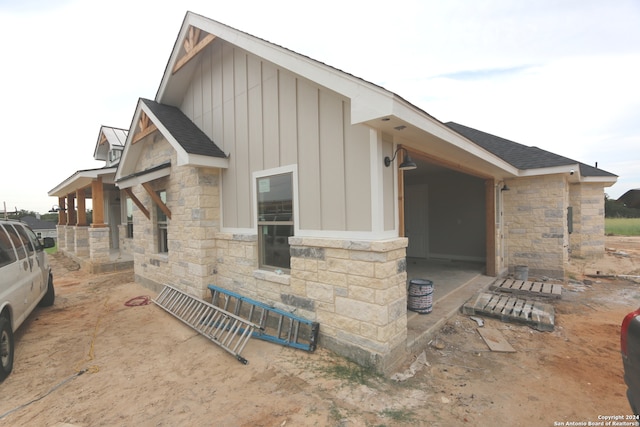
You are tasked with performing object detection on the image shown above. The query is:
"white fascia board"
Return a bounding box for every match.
[116,166,171,190]
[48,167,117,197]
[582,176,618,186]
[390,100,520,176]
[115,102,144,183]
[139,102,229,169]
[517,165,578,177]
[158,13,391,111]
[176,152,230,168]
[140,102,188,161]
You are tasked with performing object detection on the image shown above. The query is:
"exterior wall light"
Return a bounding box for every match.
[384,147,417,171]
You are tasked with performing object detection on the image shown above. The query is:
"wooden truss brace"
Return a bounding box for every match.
[132,111,158,145]
[173,26,216,74]
[99,132,107,145]
[142,182,172,220]
[124,188,150,220]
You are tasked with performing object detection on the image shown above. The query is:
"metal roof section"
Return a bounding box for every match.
[93,126,128,163]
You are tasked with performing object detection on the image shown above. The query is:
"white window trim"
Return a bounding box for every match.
[252,165,299,236]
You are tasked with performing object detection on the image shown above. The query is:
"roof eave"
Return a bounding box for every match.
[48,167,117,197]
[116,164,171,189]
[176,153,230,168]
[582,176,618,187]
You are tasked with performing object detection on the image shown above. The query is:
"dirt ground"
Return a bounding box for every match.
[1,237,639,427]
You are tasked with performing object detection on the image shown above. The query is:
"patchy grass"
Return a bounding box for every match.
[380,408,417,423]
[605,218,640,236]
[319,360,381,386]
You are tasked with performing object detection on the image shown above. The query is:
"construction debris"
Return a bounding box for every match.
[462,292,555,332]
[391,351,429,382]
[477,327,516,353]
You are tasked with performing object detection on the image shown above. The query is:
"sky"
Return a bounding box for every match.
[1,0,639,214]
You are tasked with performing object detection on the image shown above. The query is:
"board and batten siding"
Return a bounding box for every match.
[181,39,378,234]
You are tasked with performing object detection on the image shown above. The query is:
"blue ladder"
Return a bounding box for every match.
[208,284,319,352]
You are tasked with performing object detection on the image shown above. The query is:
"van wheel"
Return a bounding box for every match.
[38,274,55,307]
[0,316,14,382]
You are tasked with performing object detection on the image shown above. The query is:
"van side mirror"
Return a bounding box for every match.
[43,237,55,249]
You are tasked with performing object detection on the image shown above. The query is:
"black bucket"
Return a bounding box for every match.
[407,279,434,314]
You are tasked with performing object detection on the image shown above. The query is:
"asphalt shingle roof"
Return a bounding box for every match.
[141,98,226,158]
[445,122,616,177]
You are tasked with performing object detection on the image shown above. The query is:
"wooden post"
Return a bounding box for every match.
[76,188,87,226]
[91,177,107,228]
[142,182,171,220]
[57,196,67,225]
[124,188,150,220]
[66,195,76,226]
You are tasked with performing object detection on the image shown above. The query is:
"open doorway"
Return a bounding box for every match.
[402,156,489,300]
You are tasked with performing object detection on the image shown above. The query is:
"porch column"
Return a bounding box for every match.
[57,196,67,225]
[66,195,76,226]
[76,188,87,226]
[91,177,107,228]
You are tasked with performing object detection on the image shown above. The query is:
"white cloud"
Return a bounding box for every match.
[0,0,638,213]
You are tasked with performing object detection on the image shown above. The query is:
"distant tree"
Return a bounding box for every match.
[5,209,38,220]
[40,213,60,223]
[605,194,640,218]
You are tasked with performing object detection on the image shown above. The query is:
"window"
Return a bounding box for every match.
[157,190,168,253]
[126,198,134,238]
[0,226,17,268]
[23,226,43,252]
[257,173,293,270]
[109,149,122,163]
[5,225,28,260]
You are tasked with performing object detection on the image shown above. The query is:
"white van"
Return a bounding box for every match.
[0,219,55,381]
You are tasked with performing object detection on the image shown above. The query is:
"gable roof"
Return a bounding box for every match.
[141,99,226,158]
[618,189,640,208]
[445,122,617,179]
[115,98,228,188]
[113,11,616,187]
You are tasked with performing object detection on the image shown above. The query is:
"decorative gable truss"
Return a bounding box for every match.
[132,111,158,145]
[116,97,228,223]
[173,26,216,74]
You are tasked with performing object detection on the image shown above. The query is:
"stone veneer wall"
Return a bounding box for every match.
[213,234,409,373]
[569,183,606,258]
[74,226,90,258]
[56,225,67,251]
[503,175,568,279]
[130,138,220,299]
[118,224,134,255]
[64,226,76,253]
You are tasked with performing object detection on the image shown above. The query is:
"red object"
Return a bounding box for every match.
[622,308,640,356]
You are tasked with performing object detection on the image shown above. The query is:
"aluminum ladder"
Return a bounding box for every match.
[154,284,261,364]
[208,284,319,352]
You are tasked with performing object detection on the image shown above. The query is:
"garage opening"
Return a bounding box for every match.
[402,155,491,301]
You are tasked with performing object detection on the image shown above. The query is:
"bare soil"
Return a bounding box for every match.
[1,237,639,427]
